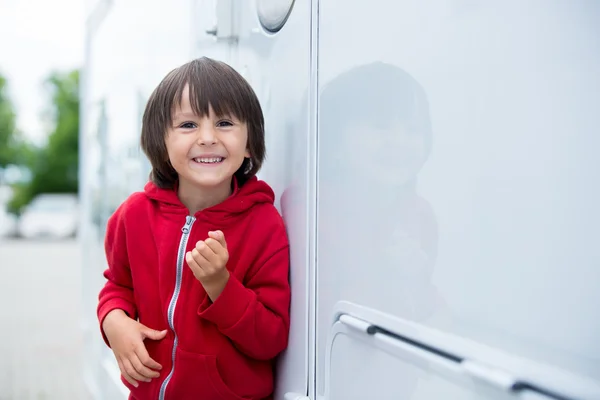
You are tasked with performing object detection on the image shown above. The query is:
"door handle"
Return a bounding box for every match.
[337,314,597,400]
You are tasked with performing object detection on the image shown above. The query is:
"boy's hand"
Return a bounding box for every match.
[186,230,230,301]
[102,309,166,388]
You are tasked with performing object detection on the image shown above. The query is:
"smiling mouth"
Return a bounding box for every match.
[192,157,224,164]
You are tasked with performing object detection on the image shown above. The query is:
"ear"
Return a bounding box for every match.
[244,148,251,158]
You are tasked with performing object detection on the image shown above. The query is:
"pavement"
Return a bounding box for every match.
[0,238,91,400]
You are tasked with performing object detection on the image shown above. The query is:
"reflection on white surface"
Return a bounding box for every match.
[317,0,600,395]
[316,61,440,394]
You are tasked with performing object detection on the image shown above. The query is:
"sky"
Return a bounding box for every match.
[0,0,84,145]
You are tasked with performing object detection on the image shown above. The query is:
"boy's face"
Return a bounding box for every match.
[341,120,426,187]
[165,85,250,192]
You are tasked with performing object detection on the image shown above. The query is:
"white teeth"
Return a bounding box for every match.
[194,157,223,164]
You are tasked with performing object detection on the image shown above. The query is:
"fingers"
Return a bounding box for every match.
[195,233,228,265]
[120,357,146,386]
[194,241,218,265]
[208,230,227,249]
[186,233,229,284]
[117,346,162,387]
[187,250,212,282]
[186,250,205,277]
[141,327,167,341]
[114,323,165,387]
[131,352,161,379]
[136,346,163,371]
[203,238,227,259]
[118,359,139,387]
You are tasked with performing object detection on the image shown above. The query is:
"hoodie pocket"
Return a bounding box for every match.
[168,347,248,400]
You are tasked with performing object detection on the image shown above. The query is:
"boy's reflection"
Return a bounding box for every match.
[280,62,445,398]
[318,61,441,321]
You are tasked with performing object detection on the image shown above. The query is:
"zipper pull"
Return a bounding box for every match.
[181,216,194,234]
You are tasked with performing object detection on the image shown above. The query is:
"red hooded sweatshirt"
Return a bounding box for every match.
[97,176,291,400]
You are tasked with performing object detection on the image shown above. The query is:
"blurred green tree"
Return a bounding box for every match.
[8,70,79,214]
[0,74,18,171]
[0,74,35,188]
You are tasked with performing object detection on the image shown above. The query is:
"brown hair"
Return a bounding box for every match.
[140,57,266,188]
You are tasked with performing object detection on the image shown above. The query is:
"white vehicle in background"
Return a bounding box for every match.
[80,1,600,399]
[0,185,17,238]
[0,208,18,238]
[18,193,78,239]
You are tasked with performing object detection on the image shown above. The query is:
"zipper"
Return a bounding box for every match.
[158,215,195,400]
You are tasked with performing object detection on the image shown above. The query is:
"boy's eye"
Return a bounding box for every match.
[217,120,233,127]
[180,122,196,129]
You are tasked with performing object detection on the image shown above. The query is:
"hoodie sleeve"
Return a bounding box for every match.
[97,203,138,347]
[197,222,291,361]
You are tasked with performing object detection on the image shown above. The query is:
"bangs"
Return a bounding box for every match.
[167,59,250,124]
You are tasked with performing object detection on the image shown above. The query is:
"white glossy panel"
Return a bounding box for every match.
[317,0,600,397]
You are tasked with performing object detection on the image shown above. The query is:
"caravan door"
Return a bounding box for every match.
[315,1,600,399]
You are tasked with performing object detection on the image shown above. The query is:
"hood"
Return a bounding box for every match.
[143,176,275,222]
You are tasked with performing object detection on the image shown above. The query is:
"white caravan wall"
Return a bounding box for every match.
[316,0,600,399]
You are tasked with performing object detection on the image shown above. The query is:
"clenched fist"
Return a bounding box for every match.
[186,230,230,301]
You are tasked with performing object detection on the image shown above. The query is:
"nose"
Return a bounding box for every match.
[196,124,217,145]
